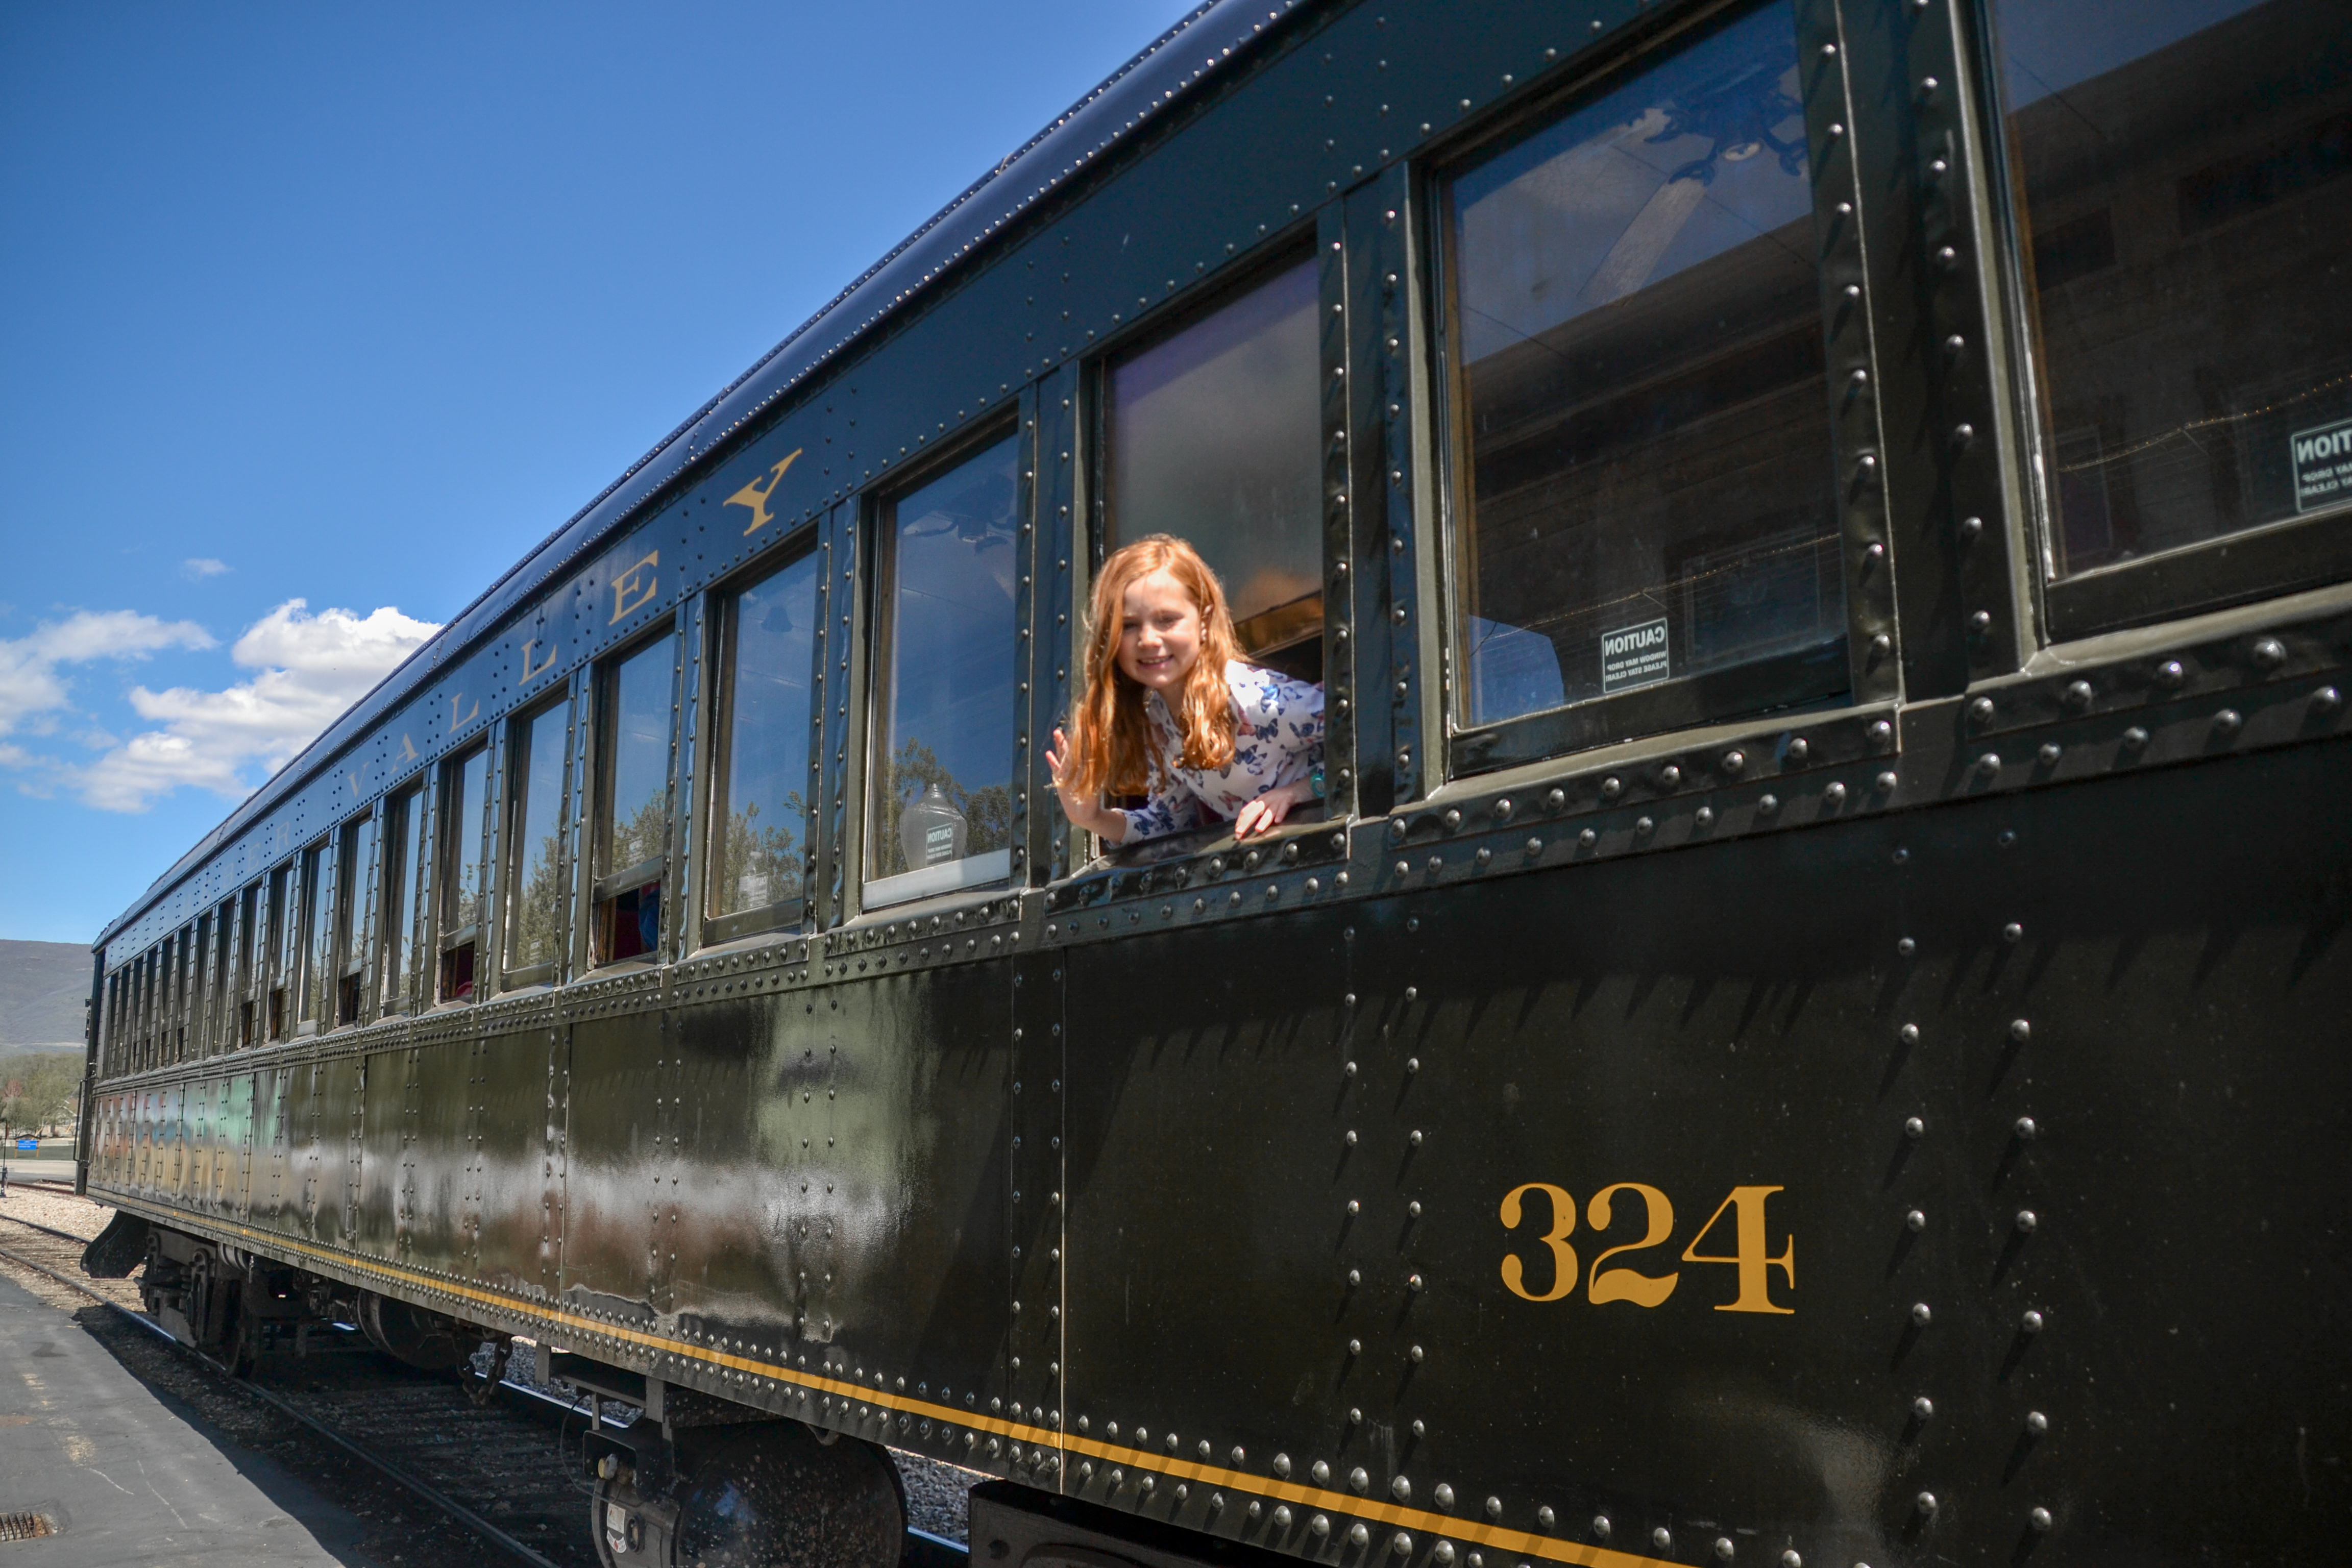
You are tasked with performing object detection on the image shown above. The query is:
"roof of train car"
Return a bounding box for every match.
[97,0,1317,950]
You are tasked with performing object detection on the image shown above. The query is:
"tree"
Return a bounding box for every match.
[1,1051,81,1137]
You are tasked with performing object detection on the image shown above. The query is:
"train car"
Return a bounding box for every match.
[76,0,2350,1563]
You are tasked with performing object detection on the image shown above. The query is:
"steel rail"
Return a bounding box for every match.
[0,1226,567,1568]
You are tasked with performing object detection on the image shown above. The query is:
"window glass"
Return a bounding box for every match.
[381,788,424,1010]
[868,433,1021,904]
[604,642,674,875]
[1107,258,1324,678]
[506,702,569,977]
[234,884,258,1046]
[265,865,295,1039]
[709,553,819,925]
[1988,0,2350,576]
[1444,0,1844,741]
[298,840,330,1025]
[438,747,488,1001]
[598,639,674,962]
[335,818,373,1024]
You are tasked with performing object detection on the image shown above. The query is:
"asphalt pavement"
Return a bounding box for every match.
[0,1268,371,1565]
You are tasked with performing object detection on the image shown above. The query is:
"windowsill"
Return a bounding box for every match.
[1095,802,1330,870]
[864,848,1014,910]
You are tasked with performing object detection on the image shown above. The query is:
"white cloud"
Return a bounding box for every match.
[181,557,232,580]
[0,609,216,738]
[67,600,439,813]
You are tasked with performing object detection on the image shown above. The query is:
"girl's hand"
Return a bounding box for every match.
[1233,777,1312,841]
[1048,728,1126,844]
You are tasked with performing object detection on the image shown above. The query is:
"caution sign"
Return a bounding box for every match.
[2292,416,2352,513]
[1601,617,1671,694]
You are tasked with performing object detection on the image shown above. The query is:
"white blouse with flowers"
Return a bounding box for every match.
[1118,660,1326,843]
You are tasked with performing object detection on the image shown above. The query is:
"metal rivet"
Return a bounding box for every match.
[1906,1209,1926,1233]
[1897,937,1916,955]
[2003,922,2023,943]
[2014,1116,2038,1140]
[1273,1505,1293,1527]
[2015,1209,2039,1233]
[1653,1529,1673,1552]
[1876,770,1899,792]
[1593,1517,1611,1541]
[1969,697,1996,724]
[1915,1492,1937,1515]
[1444,808,1462,829]
[1904,1116,1925,1138]
[2038,742,2062,766]
[1780,1554,1800,1568]
[1578,828,1597,848]
[2316,686,2342,713]
[1485,1498,1503,1520]
[1869,719,1893,746]
[1786,737,1810,762]
[1635,816,1654,835]
[1825,781,1848,806]
[1695,807,1714,828]
[1659,764,1682,787]
[1527,837,1544,854]
[1758,793,1780,815]
[1601,776,1622,798]
[2064,679,2094,710]
[2123,725,2150,750]
[2010,1019,2031,1042]
[1900,1024,1920,1044]
[2025,1411,2048,1435]
[2214,708,2243,734]
[1351,1467,1371,1492]
[1313,1461,1332,1484]
[1546,788,1565,809]
[1311,1516,1331,1538]
[2029,1506,2053,1532]
[1349,1523,1369,1547]
[1911,1302,1932,1326]
[1723,749,1745,772]
[2157,658,2186,688]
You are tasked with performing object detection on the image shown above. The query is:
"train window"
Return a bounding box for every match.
[1104,255,1325,681]
[1984,0,2352,633]
[234,883,258,1047]
[504,700,570,986]
[264,864,295,1040]
[1437,0,1845,771]
[436,745,489,1001]
[865,432,1021,908]
[593,635,676,964]
[296,839,330,1032]
[706,548,819,943]
[334,816,374,1025]
[380,785,425,1012]
[209,900,233,1051]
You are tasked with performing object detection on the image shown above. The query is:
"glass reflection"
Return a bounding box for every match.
[506,702,569,976]
[1107,259,1323,672]
[1989,0,2351,576]
[869,434,1020,894]
[604,641,674,875]
[711,554,818,922]
[443,748,488,931]
[1447,0,1843,734]
[380,792,422,1012]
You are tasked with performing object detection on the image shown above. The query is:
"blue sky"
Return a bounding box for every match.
[0,1,1199,945]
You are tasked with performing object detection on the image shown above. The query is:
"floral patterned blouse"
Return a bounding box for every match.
[1120,660,1326,843]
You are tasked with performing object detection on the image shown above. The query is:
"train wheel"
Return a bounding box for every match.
[354,1291,471,1372]
[654,1422,903,1568]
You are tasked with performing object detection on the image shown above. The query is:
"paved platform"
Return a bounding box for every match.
[0,1269,368,1565]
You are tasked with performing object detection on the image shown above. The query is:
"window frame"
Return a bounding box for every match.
[699,532,822,948]
[1967,0,2352,643]
[501,694,573,990]
[588,625,682,967]
[435,742,491,1004]
[859,418,1026,913]
[378,782,426,1015]
[1424,0,1884,782]
[333,811,375,1028]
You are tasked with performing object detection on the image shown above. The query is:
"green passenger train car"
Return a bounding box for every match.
[78,0,2352,1563]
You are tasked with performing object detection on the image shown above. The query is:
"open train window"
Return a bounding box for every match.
[334,815,374,1025]
[436,745,489,1001]
[1979,0,2352,637]
[1436,0,1846,775]
[865,430,1022,909]
[705,545,819,944]
[380,785,425,1013]
[593,634,677,964]
[504,698,571,987]
[1103,252,1325,683]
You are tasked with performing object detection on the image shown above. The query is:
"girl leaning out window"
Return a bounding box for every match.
[1047,534,1324,845]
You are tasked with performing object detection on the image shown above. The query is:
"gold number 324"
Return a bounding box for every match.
[1498,1182,1795,1314]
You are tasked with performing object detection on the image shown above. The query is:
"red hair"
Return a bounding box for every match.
[1065,535,1244,799]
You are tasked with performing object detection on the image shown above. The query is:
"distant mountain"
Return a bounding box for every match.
[0,939,92,1047]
